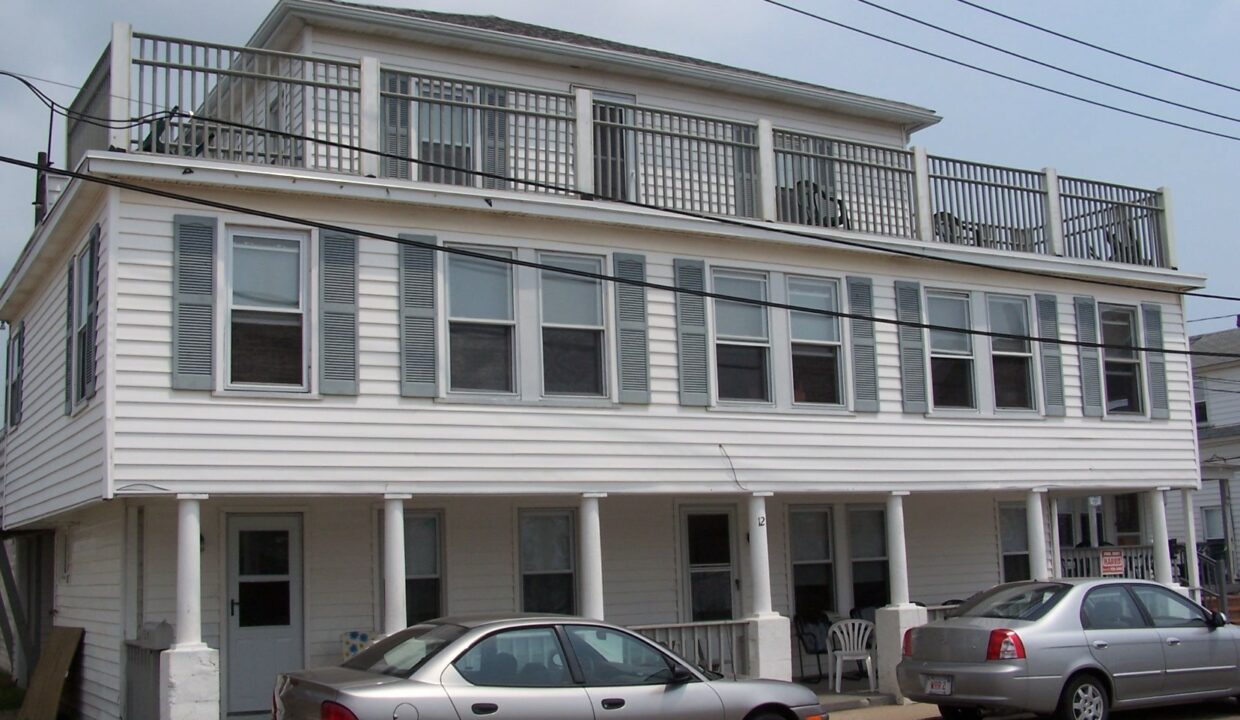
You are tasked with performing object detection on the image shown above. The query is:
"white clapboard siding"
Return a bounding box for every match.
[1200,364,1240,427]
[3,206,108,528]
[107,190,1199,498]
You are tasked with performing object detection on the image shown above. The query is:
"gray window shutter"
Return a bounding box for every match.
[171,215,216,390]
[1035,293,1065,417]
[894,280,927,413]
[1142,302,1168,419]
[399,235,438,398]
[846,276,878,412]
[381,72,410,180]
[9,321,24,428]
[482,88,509,190]
[1074,296,1103,417]
[674,259,709,407]
[319,231,359,396]
[84,224,101,399]
[64,262,74,414]
[613,253,649,404]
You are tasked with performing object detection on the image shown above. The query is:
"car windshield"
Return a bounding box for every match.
[953,582,1070,621]
[342,623,467,678]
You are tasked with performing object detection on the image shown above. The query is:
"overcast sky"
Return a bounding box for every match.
[2,0,1238,334]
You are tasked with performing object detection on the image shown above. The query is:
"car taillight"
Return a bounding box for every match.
[321,701,359,720]
[985,629,1026,661]
[902,628,914,657]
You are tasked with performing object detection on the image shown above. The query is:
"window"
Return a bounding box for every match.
[956,582,1069,621]
[1114,493,1142,546]
[789,509,835,618]
[540,255,605,396]
[1080,585,1147,630]
[684,511,735,621]
[1203,507,1225,541]
[1130,584,1209,628]
[788,278,842,405]
[5,324,23,428]
[713,270,770,402]
[404,512,442,625]
[849,507,889,610]
[927,291,974,409]
[999,505,1030,582]
[1195,380,1209,424]
[988,295,1035,410]
[227,232,308,389]
[519,510,575,615]
[1099,304,1142,414]
[71,246,96,403]
[342,623,465,678]
[448,250,515,393]
[565,626,677,686]
[454,627,572,687]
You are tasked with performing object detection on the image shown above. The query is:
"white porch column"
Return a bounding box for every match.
[747,493,775,616]
[911,147,934,242]
[579,493,606,620]
[1149,488,1174,585]
[160,495,219,720]
[876,491,925,702]
[109,22,133,152]
[358,56,381,178]
[1027,489,1050,581]
[1182,489,1202,601]
[1049,496,1063,577]
[383,495,410,636]
[744,492,790,681]
[574,87,595,196]
[756,119,777,222]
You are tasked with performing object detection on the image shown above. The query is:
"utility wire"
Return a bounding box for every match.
[846,0,1240,125]
[1189,314,1239,324]
[952,0,1240,96]
[4,72,1236,303]
[760,0,1240,144]
[6,153,1239,361]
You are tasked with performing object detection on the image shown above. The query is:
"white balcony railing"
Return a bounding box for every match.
[1059,545,1157,580]
[629,619,749,678]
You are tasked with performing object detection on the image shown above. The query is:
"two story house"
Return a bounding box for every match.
[0,1,1207,717]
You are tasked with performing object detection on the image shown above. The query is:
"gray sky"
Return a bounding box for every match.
[2,0,1238,333]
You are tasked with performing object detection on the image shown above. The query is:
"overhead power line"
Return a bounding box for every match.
[5,154,1239,361]
[953,0,1240,96]
[846,0,1240,126]
[1188,313,1239,324]
[759,0,1240,144]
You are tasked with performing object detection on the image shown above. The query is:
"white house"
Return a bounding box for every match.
[0,1,1207,717]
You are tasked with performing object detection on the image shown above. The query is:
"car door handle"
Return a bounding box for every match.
[471,703,498,715]
[1091,640,1109,649]
[601,698,626,710]
[1166,638,1182,646]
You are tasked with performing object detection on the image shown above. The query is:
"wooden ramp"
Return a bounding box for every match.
[16,627,83,720]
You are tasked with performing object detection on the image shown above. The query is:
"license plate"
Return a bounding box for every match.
[926,675,953,696]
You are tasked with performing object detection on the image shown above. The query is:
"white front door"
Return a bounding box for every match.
[227,514,303,714]
[681,508,739,621]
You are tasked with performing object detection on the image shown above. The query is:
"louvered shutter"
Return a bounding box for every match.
[1074,296,1103,417]
[674,259,709,407]
[482,88,508,190]
[381,72,410,180]
[10,321,24,427]
[319,231,359,395]
[1035,294,1065,417]
[399,235,438,397]
[63,262,74,414]
[84,224,100,399]
[894,280,927,413]
[612,253,649,404]
[1142,303,1168,419]
[171,215,216,390]
[846,276,878,412]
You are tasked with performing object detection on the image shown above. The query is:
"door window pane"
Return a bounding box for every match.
[999,506,1030,582]
[454,627,572,687]
[1080,586,1147,630]
[238,581,290,627]
[1130,584,1209,628]
[566,626,673,686]
[689,571,733,622]
[687,514,731,566]
[239,531,289,575]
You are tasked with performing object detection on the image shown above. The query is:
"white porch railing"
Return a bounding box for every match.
[1059,545,1157,580]
[923,604,958,623]
[628,619,748,679]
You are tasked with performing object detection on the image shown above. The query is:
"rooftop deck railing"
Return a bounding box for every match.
[70,24,1174,270]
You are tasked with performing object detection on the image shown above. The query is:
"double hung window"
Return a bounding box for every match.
[1203,507,1225,541]
[227,232,308,389]
[788,278,842,405]
[404,511,442,625]
[713,270,770,402]
[540,255,605,396]
[448,251,515,393]
[998,505,1031,582]
[790,509,835,618]
[72,249,95,401]
[988,295,1035,410]
[927,291,975,409]
[1113,493,1142,546]
[519,510,576,615]
[1099,304,1143,414]
[848,507,890,609]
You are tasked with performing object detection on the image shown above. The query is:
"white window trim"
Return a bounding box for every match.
[218,226,314,394]
[516,507,578,614]
[711,268,773,406]
[787,505,836,617]
[1097,302,1146,418]
[68,239,95,410]
[986,293,1040,414]
[925,289,979,413]
[536,251,608,399]
[1202,506,1225,541]
[786,275,846,409]
[445,245,519,397]
[5,329,20,428]
[678,504,741,622]
[997,501,1031,582]
[404,509,445,624]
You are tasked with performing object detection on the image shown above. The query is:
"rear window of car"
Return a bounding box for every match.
[342,623,467,678]
[953,582,1071,621]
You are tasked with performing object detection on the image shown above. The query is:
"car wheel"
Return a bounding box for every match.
[745,711,786,720]
[937,705,982,720]
[1057,675,1108,720]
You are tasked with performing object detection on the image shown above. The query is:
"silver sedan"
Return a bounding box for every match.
[898,578,1240,720]
[274,613,827,720]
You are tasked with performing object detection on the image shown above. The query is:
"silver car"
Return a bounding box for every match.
[898,578,1240,720]
[274,614,827,720]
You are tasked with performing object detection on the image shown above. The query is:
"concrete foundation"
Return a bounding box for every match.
[876,604,927,702]
[747,614,792,681]
[159,645,220,720]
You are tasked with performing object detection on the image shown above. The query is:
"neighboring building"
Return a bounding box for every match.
[0,1,1207,716]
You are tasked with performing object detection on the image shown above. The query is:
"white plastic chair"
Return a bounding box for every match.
[828,619,875,693]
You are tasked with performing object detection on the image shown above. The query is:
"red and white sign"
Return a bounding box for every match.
[1100,549,1125,577]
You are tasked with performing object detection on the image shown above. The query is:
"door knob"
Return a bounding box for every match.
[1091,640,1108,649]
[471,703,498,715]
[1166,637,1181,646]
[601,698,626,710]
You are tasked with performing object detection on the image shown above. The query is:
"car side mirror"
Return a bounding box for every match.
[668,666,695,684]
[1210,611,1229,629]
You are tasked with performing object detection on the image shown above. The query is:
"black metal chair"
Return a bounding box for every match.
[793,615,831,683]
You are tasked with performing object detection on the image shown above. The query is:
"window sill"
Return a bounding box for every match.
[709,403,856,417]
[991,409,1044,421]
[435,394,618,409]
[212,389,321,400]
[923,408,983,419]
[69,396,94,418]
[1102,413,1152,423]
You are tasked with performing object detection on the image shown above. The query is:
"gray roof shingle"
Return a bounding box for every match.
[1192,327,1240,371]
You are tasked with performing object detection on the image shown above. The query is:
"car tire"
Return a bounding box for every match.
[746,711,786,720]
[1057,674,1108,720]
[937,705,982,720]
